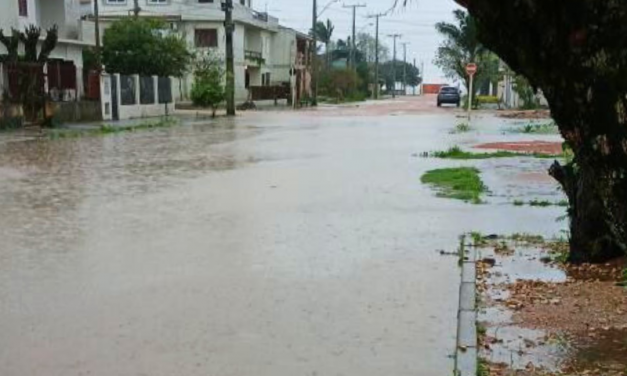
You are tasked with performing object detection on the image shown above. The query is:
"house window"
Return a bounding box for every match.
[198,0,214,3]
[18,0,28,16]
[195,29,218,48]
[105,0,127,3]
[147,0,167,3]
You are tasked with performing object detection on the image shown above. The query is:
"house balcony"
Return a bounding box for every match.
[245,50,264,66]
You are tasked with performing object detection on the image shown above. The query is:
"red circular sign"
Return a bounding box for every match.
[466,63,477,76]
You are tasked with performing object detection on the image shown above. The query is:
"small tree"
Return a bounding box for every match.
[380,60,422,92]
[0,25,58,123]
[190,52,225,117]
[312,19,335,67]
[102,18,191,77]
[434,10,500,95]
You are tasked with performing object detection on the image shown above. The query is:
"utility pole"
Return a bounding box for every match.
[401,42,409,95]
[388,34,401,98]
[366,13,384,99]
[421,60,425,95]
[311,0,318,106]
[344,3,366,69]
[94,0,102,72]
[223,0,236,116]
[133,0,141,17]
[413,58,417,96]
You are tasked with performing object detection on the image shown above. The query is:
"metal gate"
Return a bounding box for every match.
[111,75,119,120]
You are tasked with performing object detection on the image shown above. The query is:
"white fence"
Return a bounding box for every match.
[101,74,174,121]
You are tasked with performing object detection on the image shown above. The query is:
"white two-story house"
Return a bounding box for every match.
[0,0,92,100]
[84,0,312,103]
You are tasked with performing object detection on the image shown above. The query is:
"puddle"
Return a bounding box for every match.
[477,239,627,375]
[479,246,567,285]
[480,325,567,372]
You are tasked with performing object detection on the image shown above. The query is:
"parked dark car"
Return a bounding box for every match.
[437,86,461,107]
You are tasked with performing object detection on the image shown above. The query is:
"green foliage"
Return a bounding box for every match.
[421,167,486,204]
[513,75,540,109]
[82,47,99,71]
[430,146,555,159]
[312,19,334,45]
[0,25,58,123]
[450,123,472,133]
[476,95,499,104]
[320,68,362,101]
[517,121,558,134]
[477,358,490,376]
[0,116,22,130]
[470,231,488,246]
[434,10,500,94]
[190,52,225,117]
[102,18,192,77]
[380,60,422,91]
[508,233,545,244]
[355,32,389,64]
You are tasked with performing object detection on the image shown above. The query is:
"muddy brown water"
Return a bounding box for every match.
[0,98,567,376]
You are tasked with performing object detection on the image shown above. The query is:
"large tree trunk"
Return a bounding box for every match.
[549,161,624,263]
[457,0,627,262]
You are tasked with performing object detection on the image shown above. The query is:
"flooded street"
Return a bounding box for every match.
[0,97,565,376]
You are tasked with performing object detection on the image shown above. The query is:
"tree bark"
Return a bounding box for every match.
[459,0,627,262]
[549,161,624,263]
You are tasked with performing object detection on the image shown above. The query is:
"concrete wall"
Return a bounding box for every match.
[0,1,19,31]
[19,0,39,30]
[271,28,297,84]
[53,101,103,123]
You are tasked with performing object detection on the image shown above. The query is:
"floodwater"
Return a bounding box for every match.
[0,96,565,376]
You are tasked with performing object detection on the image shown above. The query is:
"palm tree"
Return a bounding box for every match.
[434,10,491,93]
[313,19,335,67]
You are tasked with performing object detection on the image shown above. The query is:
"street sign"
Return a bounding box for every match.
[466,63,477,76]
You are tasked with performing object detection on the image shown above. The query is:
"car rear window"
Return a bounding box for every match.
[441,87,458,93]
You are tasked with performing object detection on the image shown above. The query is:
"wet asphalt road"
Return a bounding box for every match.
[0,97,565,376]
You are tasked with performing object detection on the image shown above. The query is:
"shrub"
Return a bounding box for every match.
[190,52,225,117]
[320,68,362,101]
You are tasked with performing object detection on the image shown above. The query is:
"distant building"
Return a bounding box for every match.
[81,0,312,104]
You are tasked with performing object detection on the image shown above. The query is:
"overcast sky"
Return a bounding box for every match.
[260,0,461,83]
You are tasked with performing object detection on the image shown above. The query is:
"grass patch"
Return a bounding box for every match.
[49,118,177,139]
[430,146,555,160]
[513,199,569,207]
[517,121,559,134]
[477,358,490,376]
[421,167,487,204]
[508,233,545,245]
[450,122,472,134]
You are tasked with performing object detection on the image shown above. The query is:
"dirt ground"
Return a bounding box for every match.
[475,141,563,155]
[497,110,552,119]
[477,238,627,376]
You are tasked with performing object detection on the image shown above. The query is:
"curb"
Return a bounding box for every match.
[454,240,478,376]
